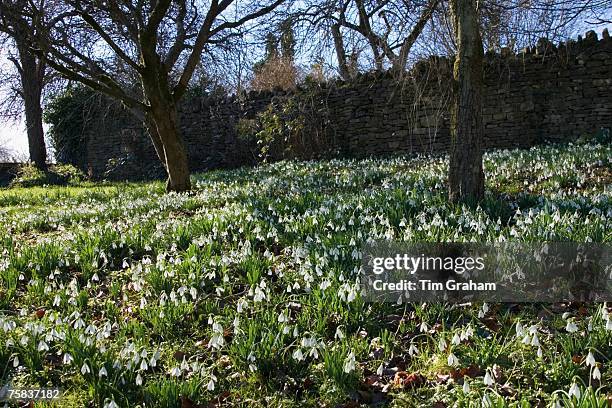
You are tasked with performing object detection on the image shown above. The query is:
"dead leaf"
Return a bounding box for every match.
[392,371,425,389]
[481,317,501,332]
[364,374,382,386]
[572,355,583,364]
[174,350,187,361]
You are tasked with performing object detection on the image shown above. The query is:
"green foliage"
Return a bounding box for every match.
[44,86,99,169]
[9,163,85,188]
[237,90,335,161]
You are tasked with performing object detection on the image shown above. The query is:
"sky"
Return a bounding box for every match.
[0,20,610,161]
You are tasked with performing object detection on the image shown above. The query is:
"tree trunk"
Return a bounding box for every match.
[16,43,47,170]
[332,24,351,81]
[147,102,191,192]
[448,0,485,203]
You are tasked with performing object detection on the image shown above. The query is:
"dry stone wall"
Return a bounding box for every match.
[84,30,612,179]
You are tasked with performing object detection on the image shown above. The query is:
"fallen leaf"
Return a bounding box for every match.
[572,355,583,364]
[392,371,425,389]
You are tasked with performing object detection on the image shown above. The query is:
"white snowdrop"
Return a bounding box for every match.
[585,352,596,367]
[483,370,494,386]
[343,351,356,373]
[292,348,304,362]
[335,327,345,340]
[568,382,581,399]
[565,320,579,333]
[592,366,601,380]
[63,353,74,365]
[438,337,447,352]
[447,352,459,367]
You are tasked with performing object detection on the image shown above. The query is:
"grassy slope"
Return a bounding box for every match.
[0,143,610,407]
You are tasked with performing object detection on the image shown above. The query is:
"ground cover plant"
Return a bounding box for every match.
[0,142,610,407]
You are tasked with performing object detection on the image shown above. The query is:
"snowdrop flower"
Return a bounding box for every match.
[104,399,119,408]
[63,353,74,365]
[292,348,304,361]
[452,333,461,345]
[136,373,143,386]
[37,340,49,352]
[169,366,181,377]
[483,370,494,386]
[462,380,470,393]
[585,352,596,367]
[568,382,581,399]
[343,351,356,373]
[438,338,447,352]
[277,311,289,323]
[447,352,459,367]
[237,298,248,313]
[99,366,108,377]
[592,366,601,380]
[376,363,384,376]
[565,320,579,333]
[81,363,91,375]
[335,327,344,340]
[408,343,419,357]
[515,322,524,338]
[13,356,19,367]
[419,322,428,333]
[537,347,543,358]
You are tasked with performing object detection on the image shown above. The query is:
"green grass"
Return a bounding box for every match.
[0,142,611,407]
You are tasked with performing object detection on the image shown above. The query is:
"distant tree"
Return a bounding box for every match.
[0,138,13,162]
[425,0,612,56]
[251,18,299,91]
[297,0,439,79]
[3,0,286,192]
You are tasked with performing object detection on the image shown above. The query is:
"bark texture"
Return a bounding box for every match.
[143,95,191,192]
[448,0,485,202]
[14,30,47,169]
[141,38,191,192]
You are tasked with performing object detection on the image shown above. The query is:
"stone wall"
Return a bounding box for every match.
[82,30,612,179]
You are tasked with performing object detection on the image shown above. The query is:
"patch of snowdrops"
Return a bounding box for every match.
[0,142,610,407]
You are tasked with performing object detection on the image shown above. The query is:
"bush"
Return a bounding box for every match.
[236,85,337,162]
[44,86,100,169]
[9,163,85,188]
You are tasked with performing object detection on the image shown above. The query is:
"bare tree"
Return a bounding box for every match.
[0,0,59,170]
[296,0,439,79]
[447,0,485,202]
[4,0,286,192]
[424,0,612,56]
